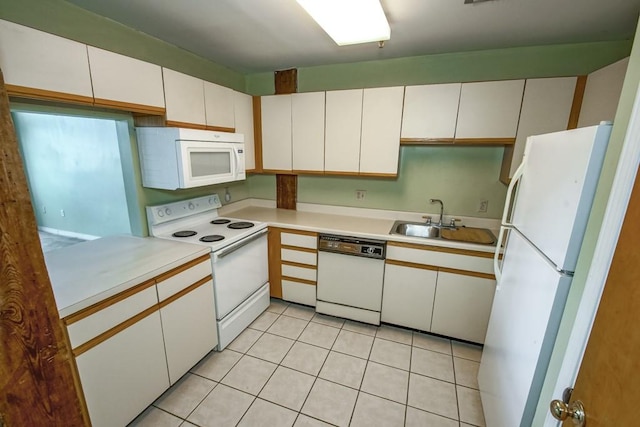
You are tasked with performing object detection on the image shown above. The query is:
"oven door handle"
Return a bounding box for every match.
[217,229,268,258]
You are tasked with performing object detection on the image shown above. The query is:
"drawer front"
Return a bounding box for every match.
[281,248,317,266]
[387,245,493,274]
[67,285,158,349]
[282,280,317,306]
[281,232,317,249]
[157,259,212,302]
[282,263,317,282]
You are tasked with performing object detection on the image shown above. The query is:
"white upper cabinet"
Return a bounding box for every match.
[261,94,292,171]
[0,19,93,101]
[204,81,235,130]
[234,91,256,170]
[578,57,629,128]
[401,83,462,140]
[162,68,206,126]
[360,86,404,175]
[88,46,164,112]
[292,92,325,172]
[508,77,577,178]
[325,89,363,173]
[455,80,525,139]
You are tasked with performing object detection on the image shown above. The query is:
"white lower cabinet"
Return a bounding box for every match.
[430,272,496,344]
[381,263,437,331]
[382,242,496,343]
[282,279,317,307]
[75,311,169,427]
[159,279,217,384]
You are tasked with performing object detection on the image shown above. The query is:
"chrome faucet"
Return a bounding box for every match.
[429,199,444,226]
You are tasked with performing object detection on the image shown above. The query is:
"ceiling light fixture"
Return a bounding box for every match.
[296,0,390,46]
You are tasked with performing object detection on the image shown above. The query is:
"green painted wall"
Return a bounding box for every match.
[246,41,632,95]
[531,20,640,426]
[0,0,244,90]
[13,111,131,237]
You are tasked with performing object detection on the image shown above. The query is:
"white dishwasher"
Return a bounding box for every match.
[316,234,386,325]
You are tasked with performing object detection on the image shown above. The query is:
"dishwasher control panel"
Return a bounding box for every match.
[318,234,386,259]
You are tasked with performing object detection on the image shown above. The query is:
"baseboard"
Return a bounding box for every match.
[38,226,99,241]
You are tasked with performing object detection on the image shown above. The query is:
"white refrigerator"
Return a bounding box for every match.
[478,123,612,427]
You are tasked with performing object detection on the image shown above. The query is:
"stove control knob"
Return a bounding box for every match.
[188,202,195,210]
[164,208,172,216]
[157,209,165,218]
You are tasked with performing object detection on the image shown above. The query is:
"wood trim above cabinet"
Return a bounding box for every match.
[155,255,211,283]
[165,120,207,130]
[387,240,496,259]
[205,125,235,133]
[567,75,588,130]
[72,305,160,357]
[358,172,398,178]
[7,84,94,106]
[62,279,157,326]
[93,98,165,115]
[400,137,515,146]
[292,169,326,176]
[400,138,455,145]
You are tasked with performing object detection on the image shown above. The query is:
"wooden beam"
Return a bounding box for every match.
[0,69,88,426]
[252,96,264,172]
[567,75,588,129]
[274,69,297,95]
[276,174,297,210]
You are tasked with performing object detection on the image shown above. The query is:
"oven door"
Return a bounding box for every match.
[211,229,268,319]
[177,140,244,187]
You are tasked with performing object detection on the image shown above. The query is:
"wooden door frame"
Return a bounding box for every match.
[542,85,640,424]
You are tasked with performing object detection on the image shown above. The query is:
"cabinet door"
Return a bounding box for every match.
[204,81,235,130]
[163,68,206,127]
[360,86,404,175]
[282,280,317,306]
[234,91,256,170]
[430,272,496,343]
[261,94,292,171]
[507,77,577,178]
[578,57,629,128]
[160,279,218,384]
[325,89,363,173]
[0,19,93,102]
[292,92,325,172]
[401,83,461,140]
[88,46,164,113]
[381,263,437,331]
[75,311,169,427]
[455,80,525,139]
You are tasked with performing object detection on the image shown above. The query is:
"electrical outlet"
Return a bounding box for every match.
[60,209,65,217]
[356,190,366,201]
[478,200,489,213]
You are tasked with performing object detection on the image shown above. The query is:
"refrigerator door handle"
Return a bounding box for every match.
[494,226,508,284]
[501,160,525,227]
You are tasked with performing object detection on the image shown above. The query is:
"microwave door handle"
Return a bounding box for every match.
[232,148,240,176]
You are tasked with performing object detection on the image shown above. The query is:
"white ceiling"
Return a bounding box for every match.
[65,0,640,74]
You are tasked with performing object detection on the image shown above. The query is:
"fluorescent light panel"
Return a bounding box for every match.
[297,0,390,46]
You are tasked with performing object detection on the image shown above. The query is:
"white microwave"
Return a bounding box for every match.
[136,127,245,190]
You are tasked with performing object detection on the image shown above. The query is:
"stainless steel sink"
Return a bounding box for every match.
[390,220,497,245]
[391,221,441,238]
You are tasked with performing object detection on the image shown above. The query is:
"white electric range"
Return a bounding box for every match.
[147,194,269,350]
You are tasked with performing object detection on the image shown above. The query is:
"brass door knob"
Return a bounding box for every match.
[550,399,586,426]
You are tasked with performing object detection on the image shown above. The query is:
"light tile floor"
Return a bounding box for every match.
[129,299,485,427]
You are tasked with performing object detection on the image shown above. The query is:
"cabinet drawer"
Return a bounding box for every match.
[156,257,212,302]
[281,232,317,249]
[282,280,317,306]
[281,248,317,266]
[387,245,493,275]
[282,263,317,282]
[66,284,158,349]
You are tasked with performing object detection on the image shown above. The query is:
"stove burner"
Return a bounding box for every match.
[172,230,197,238]
[199,235,225,243]
[211,219,231,225]
[228,221,255,230]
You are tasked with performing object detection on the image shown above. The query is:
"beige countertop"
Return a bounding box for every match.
[46,235,211,318]
[224,206,499,254]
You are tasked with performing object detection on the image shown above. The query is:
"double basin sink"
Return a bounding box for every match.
[390,220,497,245]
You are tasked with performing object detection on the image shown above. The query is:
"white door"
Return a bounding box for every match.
[292,91,325,172]
[401,83,461,140]
[325,89,363,173]
[204,81,235,130]
[479,229,572,427]
[163,68,206,126]
[212,232,268,319]
[510,125,611,271]
[261,94,292,171]
[234,91,256,170]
